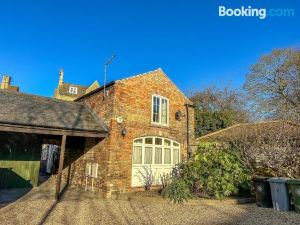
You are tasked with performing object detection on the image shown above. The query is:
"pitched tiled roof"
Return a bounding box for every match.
[0,90,107,132]
[196,121,299,143]
[56,83,88,98]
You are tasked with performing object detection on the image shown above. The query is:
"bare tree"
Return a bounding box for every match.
[244,48,300,124]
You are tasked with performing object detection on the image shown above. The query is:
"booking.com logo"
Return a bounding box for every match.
[219,6,295,19]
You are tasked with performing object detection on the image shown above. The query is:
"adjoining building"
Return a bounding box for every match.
[54,69,100,101]
[0,89,107,195]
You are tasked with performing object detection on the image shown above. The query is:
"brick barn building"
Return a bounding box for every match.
[0,68,194,198]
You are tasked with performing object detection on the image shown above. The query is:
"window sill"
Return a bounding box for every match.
[150,123,169,128]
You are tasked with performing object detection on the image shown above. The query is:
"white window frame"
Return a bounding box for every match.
[132,137,180,187]
[69,86,78,94]
[151,95,169,126]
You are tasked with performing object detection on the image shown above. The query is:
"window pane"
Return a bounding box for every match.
[173,142,179,147]
[145,147,153,164]
[161,98,168,124]
[164,139,171,146]
[164,148,171,164]
[152,96,160,123]
[69,86,78,94]
[155,138,162,145]
[173,149,179,164]
[134,138,143,144]
[145,137,153,144]
[133,146,142,164]
[155,147,162,164]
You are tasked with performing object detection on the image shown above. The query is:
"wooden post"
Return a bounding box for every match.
[56,134,66,200]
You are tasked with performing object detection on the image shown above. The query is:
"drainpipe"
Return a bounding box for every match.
[185,103,194,160]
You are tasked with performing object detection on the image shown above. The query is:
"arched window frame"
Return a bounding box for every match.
[132,136,180,166]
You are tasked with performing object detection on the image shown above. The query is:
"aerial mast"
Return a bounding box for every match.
[103,54,116,99]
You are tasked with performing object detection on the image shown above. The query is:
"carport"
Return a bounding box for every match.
[0,90,107,199]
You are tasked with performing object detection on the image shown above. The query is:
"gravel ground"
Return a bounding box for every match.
[1,178,300,225]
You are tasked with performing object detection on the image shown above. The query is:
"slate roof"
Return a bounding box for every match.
[0,89,107,133]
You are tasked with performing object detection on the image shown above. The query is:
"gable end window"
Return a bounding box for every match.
[152,95,169,126]
[69,86,78,94]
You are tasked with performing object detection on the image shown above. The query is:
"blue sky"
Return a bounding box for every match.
[0,0,299,97]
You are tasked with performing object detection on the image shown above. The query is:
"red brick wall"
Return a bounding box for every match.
[74,69,194,196]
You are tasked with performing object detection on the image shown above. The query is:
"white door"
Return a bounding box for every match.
[131,137,180,187]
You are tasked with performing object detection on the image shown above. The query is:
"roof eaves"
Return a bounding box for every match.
[0,120,107,133]
[158,69,193,104]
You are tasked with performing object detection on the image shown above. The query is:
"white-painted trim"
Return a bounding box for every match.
[69,86,78,94]
[131,136,180,187]
[151,94,169,126]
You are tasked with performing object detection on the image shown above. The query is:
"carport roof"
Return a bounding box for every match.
[0,90,107,137]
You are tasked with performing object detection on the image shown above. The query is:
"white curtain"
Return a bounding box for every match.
[133,146,142,164]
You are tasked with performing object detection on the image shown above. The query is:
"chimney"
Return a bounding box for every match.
[1,75,11,89]
[59,69,64,85]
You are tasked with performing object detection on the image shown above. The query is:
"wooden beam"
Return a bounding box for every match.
[0,123,106,138]
[56,135,67,200]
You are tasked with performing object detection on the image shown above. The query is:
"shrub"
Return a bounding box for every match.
[137,166,154,191]
[161,145,250,201]
[181,146,250,198]
[161,177,191,203]
[160,172,171,191]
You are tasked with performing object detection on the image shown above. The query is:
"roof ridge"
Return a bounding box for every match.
[62,82,88,88]
[197,123,242,140]
[197,120,294,140]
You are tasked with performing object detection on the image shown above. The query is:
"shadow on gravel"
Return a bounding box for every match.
[3,179,300,225]
[37,180,70,225]
[0,188,31,208]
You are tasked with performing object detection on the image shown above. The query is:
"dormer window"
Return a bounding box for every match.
[152,95,169,126]
[69,86,78,94]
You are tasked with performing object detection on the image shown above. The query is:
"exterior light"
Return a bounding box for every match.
[121,128,127,137]
[175,110,182,121]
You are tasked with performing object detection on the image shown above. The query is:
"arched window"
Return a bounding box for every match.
[132,136,180,187]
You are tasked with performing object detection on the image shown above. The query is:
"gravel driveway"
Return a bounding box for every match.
[1,178,300,225]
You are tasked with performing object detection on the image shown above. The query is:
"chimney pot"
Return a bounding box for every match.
[1,75,11,89]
